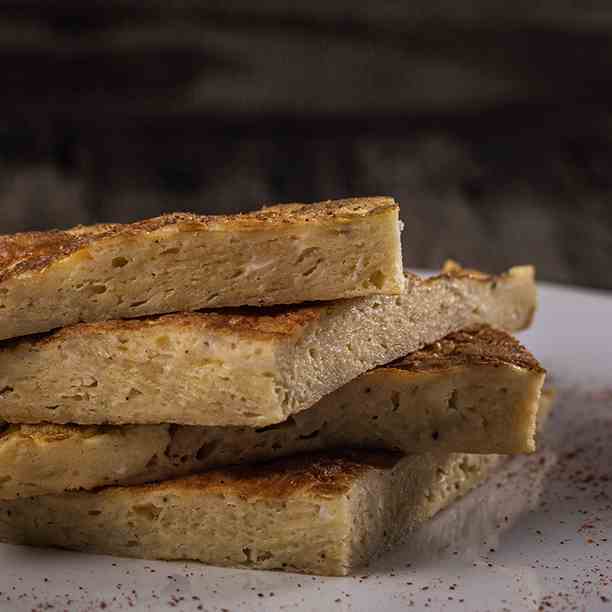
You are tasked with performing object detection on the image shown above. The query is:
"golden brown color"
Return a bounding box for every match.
[0,264,537,427]
[391,325,543,373]
[0,326,545,499]
[0,197,404,340]
[0,450,501,575]
[0,394,553,576]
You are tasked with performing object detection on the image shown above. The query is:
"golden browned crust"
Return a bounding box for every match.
[387,325,544,373]
[0,230,91,284]
[439,259,494,281]
[0,197,396,284]
[0,423,111,442]
[259,197,396,221]
[430,259,511,287]
[415,260,527,291]
[0,305,323,349]
[114,451,402,500]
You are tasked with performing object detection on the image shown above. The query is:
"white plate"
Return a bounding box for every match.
[2,281,611,612]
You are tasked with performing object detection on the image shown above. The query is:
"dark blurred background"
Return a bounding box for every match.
[1,2,611,288]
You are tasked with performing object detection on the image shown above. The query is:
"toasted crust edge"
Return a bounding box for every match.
[0,197,397,283]
[385,325,545,374]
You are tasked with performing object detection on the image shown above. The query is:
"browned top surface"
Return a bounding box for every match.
[439,258,494,281]
[0,261,530,349]
[0,197,396,283]
[386,325,544,373]
[112,450,401,500]
[0,422,119,442]
[5,305,324,348]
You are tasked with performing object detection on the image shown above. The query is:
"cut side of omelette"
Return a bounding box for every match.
[0,450,502,576]
[0,197,404,340]
[0,392,553,577]
[0,327,545,500]
[0,263,537,427]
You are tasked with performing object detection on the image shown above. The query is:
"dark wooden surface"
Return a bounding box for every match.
[0,5,611,289]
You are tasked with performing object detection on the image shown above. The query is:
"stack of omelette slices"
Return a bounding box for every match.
[0,197,548,576]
